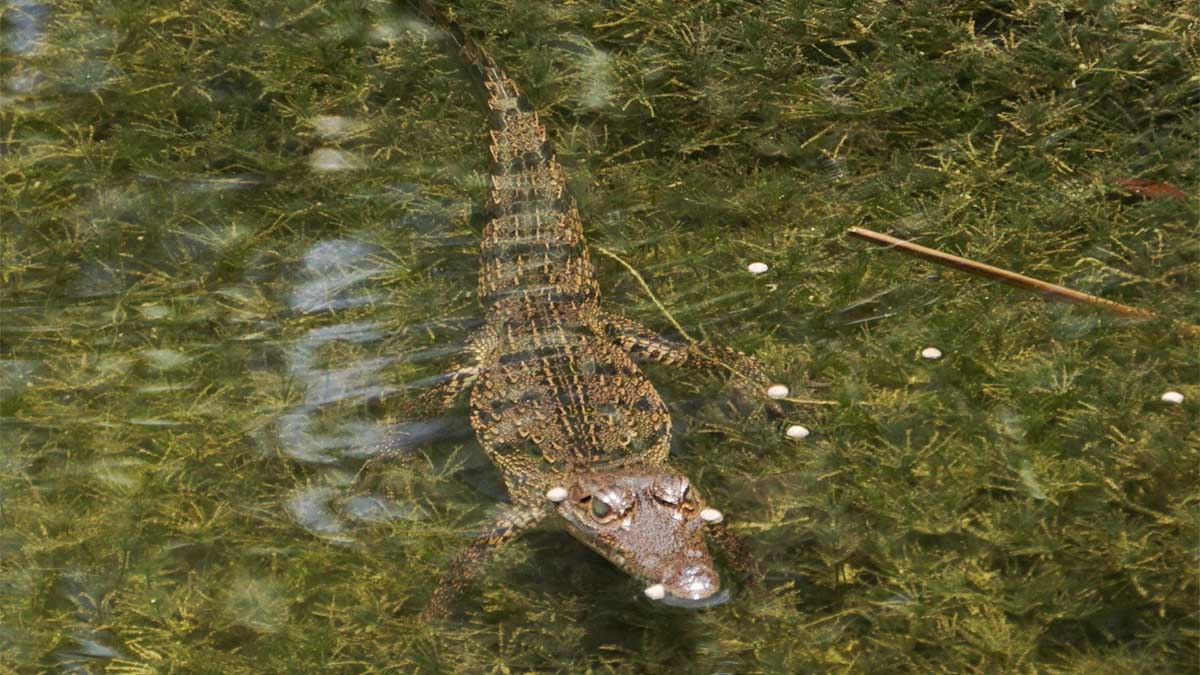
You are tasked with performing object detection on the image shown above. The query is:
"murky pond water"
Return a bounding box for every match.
[3,1,1196,672]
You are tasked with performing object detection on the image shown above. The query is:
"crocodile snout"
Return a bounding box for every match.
[666,564,720,600]
[645,563,730,608]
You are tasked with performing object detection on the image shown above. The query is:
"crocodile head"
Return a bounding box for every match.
[548,464,727,607]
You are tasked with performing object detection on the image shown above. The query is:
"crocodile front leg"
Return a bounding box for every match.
[413,323,500,415]
[422,503,549,619]
[596,312,786,414]
[706,519,764,588]
[371,325,499,460]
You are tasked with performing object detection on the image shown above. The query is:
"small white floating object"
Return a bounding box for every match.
[767,384,789,399]
[786,424,810,440]
[1161,390,1185,404]
[644,584,666,600]
[747,262,769,275]
[700,508,723,524]
[545,486,569,502]
[921,346,943,360]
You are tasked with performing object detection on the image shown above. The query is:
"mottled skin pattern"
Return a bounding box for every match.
[400,1,778,617]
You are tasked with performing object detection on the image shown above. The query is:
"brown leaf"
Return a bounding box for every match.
[1111,177,1189,201]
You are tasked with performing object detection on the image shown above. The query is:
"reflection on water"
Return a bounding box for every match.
[277,240,423,543]
[343,493,424,523]
[3,2,49,56]
[277,321,393,464]
[278,237,391,461]
[288,239,387,313]
[285,484,429,544]
[285,486,354,543]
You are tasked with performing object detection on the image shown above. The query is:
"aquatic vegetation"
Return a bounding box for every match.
[1,0,1196,672]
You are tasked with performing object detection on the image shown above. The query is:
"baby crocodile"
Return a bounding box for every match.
[396,1,788,615]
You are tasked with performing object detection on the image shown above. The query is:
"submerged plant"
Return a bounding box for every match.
[1,0,1196,672]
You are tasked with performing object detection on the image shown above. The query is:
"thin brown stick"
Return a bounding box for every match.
[846,226,1200,338]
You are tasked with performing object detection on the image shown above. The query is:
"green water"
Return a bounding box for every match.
[2,1,1197,672]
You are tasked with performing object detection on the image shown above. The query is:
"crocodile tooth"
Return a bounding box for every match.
[700,508,724,524]
[643,584,666,600]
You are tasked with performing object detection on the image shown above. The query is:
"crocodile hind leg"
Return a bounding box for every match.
[596,312,787,415]
[422,504,549,619]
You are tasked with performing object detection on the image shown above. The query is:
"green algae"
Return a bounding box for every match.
[1,0,1197,672]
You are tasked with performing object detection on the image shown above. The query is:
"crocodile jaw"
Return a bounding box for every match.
[550,464,723,604]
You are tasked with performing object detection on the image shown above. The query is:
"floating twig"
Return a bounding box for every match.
[846,227,1200,338]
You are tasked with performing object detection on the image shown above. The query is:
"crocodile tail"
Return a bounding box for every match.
[415,1,597,308]
[415,0,561,175]
[415,1,532,131]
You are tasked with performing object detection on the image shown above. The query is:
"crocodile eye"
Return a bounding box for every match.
[591,499,612,519]
[652,476,688,505]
